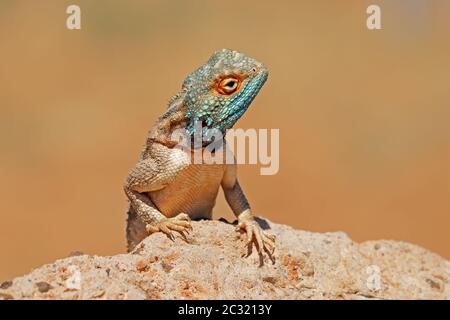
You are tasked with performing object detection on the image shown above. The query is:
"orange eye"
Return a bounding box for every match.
[217,77,240,95]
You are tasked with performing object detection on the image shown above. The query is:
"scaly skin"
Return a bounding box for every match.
[124,49,275,256]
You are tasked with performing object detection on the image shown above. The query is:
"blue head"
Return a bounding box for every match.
[181,49,268,143]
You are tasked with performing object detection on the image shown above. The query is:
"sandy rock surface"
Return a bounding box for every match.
[1,219,449,300]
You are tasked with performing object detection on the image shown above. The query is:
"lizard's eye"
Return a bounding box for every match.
[216,77,240,95]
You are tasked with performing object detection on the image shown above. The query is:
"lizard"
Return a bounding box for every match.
[123,49,275,256]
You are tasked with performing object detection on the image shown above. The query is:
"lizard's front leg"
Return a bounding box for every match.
[125,189,192,239]
[124,154,192,242]
[221,165,276,255]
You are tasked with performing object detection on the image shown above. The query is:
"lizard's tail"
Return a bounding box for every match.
[126,206,148,252]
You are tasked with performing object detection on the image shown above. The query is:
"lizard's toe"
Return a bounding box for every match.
[237,219,276,257]
[175,213,191,222]
[156,223,176,240]
[166,214,193,240]
[262,231,276,254]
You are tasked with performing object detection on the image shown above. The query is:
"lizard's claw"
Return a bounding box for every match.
[237,214,276,256]
[146,213,192,241]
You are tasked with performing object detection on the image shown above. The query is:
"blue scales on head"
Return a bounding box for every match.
[178,49,268,141]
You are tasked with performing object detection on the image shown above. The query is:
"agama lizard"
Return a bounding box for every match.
[124,49,275,256]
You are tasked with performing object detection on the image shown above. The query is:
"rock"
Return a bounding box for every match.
[35,281,52,293]
[0,219,448,300]
[0,281,13,290]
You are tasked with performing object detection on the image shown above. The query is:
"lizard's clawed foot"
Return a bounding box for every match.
[146,213,192,241]
[237,214,276,258]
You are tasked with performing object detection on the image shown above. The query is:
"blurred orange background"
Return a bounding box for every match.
[1,0,449,281]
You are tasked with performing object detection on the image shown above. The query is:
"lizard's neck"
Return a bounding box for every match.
[148,109,188,148]
[146,91,190,149]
